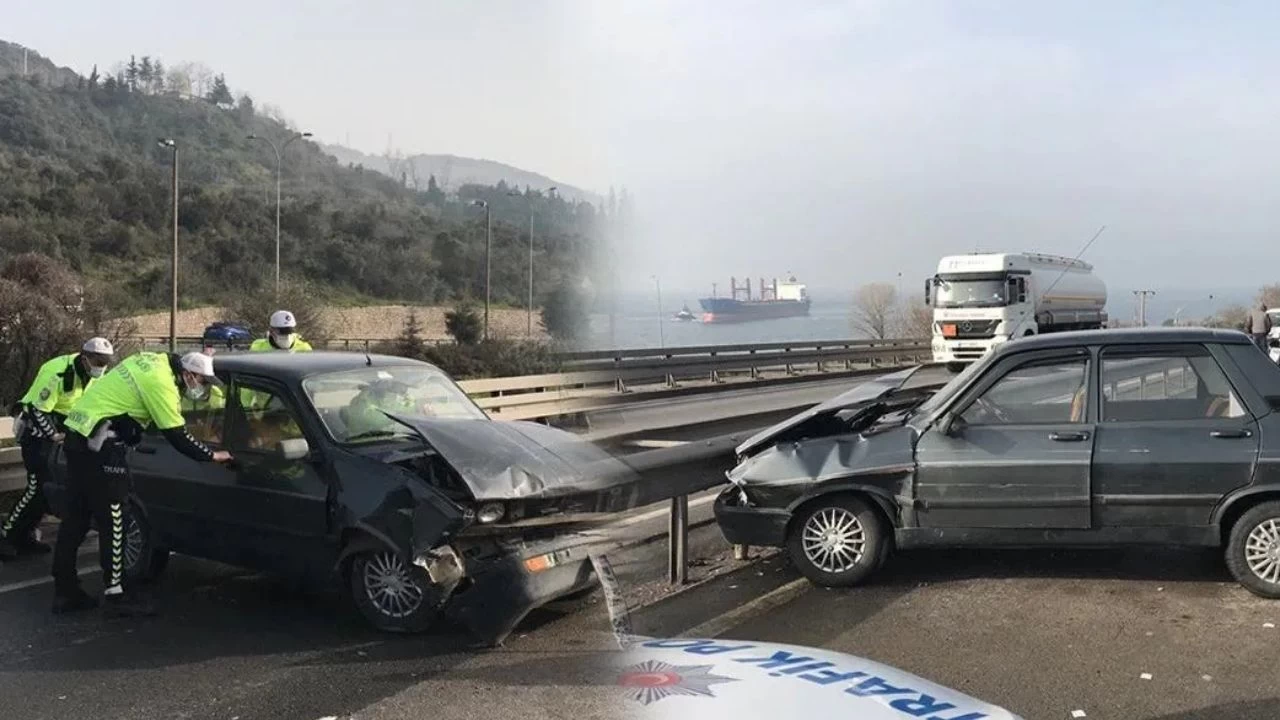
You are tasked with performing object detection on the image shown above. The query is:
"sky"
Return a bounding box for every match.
[8,1,1280,299]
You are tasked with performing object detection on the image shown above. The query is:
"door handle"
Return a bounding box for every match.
[1049,431,1090,442]
[1210,429,1252,439]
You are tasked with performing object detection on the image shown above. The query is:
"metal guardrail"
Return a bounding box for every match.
[459,338,930,421]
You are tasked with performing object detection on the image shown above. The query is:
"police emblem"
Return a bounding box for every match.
[618,660,736,705]
[39,389,50,402]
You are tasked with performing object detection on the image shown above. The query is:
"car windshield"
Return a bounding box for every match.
[910,360,985,420]
[935,279,1008,308]
[302,366,486,443]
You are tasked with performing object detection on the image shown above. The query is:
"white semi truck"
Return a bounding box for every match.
[926,252,1107,366]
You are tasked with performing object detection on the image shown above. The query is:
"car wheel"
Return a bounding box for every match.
[1227,501,1280,598]
[349,549,444,633]
[945,362,966,373]
[787,495,886,588]
[123,509,169,583]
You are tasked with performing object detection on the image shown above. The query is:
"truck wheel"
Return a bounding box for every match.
[786,495,886,588]
[1226,501,1280,599]
[349,549,444,633]
[123,509,169,583]
[945,362,965,373]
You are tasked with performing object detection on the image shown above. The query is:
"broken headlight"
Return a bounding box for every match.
[476,502,505,524]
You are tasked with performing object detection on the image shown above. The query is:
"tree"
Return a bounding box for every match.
[1258,284,1280,310]
[224,279,330,343]
[87,64,99,89]
[445,303,483,345]
[541,284,589,342]
[396,308,427,356]
[1206,304,1249,331]
[236,93,256,122]
[207,74,233,106]
[125,55,139,92]
[151,59,165,94]
[851,283,898,339]
[139,56,154,92]
[102,75,118,94]
[898,299,933,338]
[165,66,191,96]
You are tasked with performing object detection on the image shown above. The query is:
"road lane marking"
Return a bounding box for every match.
[611,494,717,529]
[679,578,810,639]
[0,566,95,595]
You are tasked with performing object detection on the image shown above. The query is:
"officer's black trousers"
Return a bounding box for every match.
[1,437,53,542]
[52,436,129,596]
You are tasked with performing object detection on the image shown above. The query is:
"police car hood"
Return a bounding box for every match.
[391,416,640,502]
[617,638,1023,719]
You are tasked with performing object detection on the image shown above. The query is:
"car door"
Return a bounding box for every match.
[915,347,1095,529]
[129,391,237,560]
[213,375,333,574]
[1091,344,1259,528]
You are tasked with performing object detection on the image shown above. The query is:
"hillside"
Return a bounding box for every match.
[322,143,597,204]
[0,39,609,313]
[0,40,79,87]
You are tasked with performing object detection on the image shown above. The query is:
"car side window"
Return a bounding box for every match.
[959,357,1089,426]
[181,403,223,446]
[1100,349,1247,422]
[225,381,306,453]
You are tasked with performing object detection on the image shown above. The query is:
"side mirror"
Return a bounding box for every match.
[278,438,310,461]
[923,278,932,305]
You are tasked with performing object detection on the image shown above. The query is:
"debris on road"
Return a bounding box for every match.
[1071,710,1087,718]
[1139,673,1152,680]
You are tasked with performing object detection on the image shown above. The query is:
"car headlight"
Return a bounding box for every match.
[476,502,505,524]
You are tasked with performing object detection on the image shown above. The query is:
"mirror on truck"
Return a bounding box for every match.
[1016,277,1028,303]
[924,277,932,305]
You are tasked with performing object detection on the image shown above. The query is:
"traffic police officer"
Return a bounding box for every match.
[0,338,115,560]
[54,351,233,616]
[249,310,313,352]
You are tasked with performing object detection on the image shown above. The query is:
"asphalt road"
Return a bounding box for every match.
[658,546,1280,720]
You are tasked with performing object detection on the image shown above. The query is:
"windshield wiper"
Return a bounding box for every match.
[345,429,408,442]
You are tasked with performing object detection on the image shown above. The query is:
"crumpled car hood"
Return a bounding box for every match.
[729,425,916,487]
[392,416,640,501]
[735,366,920,458]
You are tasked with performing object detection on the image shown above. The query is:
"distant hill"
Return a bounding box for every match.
[0,38,605,311]
[0,40,80,87]
[321,143,597,205]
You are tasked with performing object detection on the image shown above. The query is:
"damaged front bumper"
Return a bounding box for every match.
[432,531,603,646]
[713,485,791,548]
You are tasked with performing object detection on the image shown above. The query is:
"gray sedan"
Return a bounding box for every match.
[715,327,1280,597]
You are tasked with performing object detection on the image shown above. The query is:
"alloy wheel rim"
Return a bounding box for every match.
[801,507,866,574]
[1245,518,1280,584]
[123,516,144,571]
[363,551,425,618]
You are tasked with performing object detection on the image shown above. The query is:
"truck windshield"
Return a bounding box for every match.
[935,279,1008,308]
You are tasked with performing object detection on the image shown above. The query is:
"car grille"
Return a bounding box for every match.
[938,319,1000,339]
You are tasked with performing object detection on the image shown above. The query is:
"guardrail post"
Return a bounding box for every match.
[750,366,760,380]
[615,377,629,393]
[709,369,723,384]
[665,373,678,388]
[668,494,688,585]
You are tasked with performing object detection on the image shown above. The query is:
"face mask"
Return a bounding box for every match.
[89,365,106,379]
[273,332,296,349]
[184,376,209,401]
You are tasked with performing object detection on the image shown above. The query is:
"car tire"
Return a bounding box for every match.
[787,495,886,588]
[349,549,444,633]
[1226,501,1280,598]
[945,362,966,374]
[123,508,169,584]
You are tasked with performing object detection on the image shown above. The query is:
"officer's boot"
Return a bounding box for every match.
[52,587,99,614]
[103,589,158,618]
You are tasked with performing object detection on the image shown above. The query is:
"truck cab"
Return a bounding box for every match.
[926,252,1107,366]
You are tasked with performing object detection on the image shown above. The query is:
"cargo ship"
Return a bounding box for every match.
[698,275,811,323]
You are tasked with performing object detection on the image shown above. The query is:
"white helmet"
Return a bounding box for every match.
[82,337,114,356]
[269,310,297,330]
[179,352,221,385]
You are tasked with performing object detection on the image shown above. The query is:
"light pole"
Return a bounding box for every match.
[248,131,312,295]
[508,186,557,337]
[652,275,665,348]
[158,139,178,352]
[472,199,492,341]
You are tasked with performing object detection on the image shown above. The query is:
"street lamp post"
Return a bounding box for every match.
[472,200,492,341]
[158,139,178,352]
[652,275,665,348]
[507,186,557,337]
[248,131,312,295]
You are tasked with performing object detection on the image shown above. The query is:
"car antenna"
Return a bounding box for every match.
[1007,224,1107,338]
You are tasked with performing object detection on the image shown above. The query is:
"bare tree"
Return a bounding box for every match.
[851,283,898,339]
[1258,284,1280,310]
[181,62,214,98]
[1206,303,1249,330]
[165,67,192,97]
[897,299,934,338]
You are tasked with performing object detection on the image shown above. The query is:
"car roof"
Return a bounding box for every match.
[993,327,1251,357]
[209,351,438,382]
